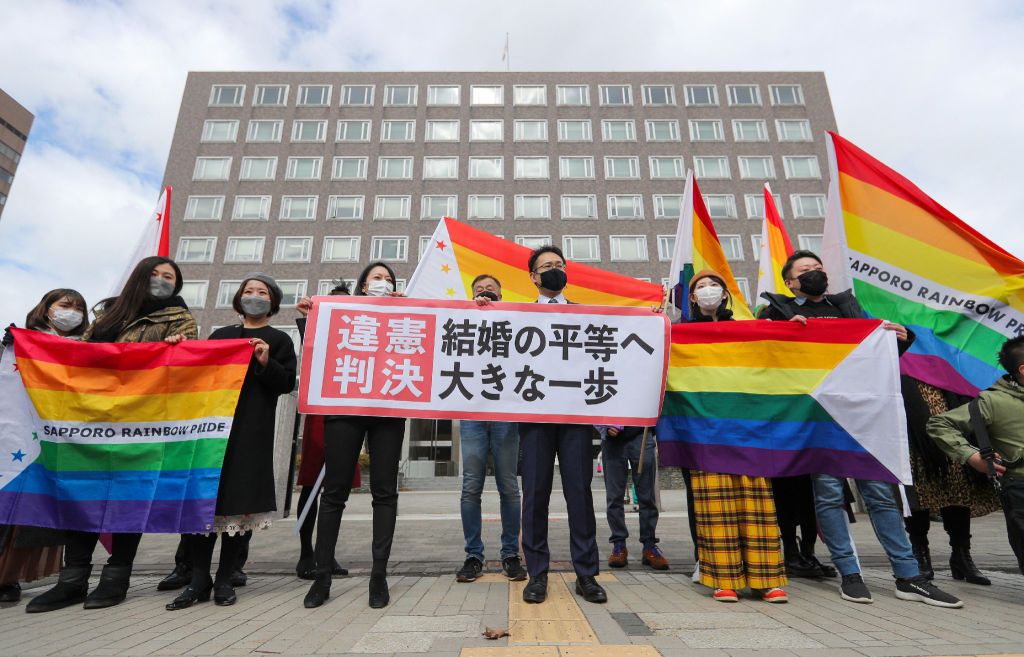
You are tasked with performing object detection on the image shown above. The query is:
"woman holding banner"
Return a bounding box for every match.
[686,270,788,603]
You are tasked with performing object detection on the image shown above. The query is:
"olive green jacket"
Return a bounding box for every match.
[83,305,198,343]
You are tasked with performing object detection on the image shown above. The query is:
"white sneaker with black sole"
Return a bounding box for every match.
[894,577,964,608]
[840,573,873,603]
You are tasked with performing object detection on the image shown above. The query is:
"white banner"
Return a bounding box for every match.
[298,298,670,426]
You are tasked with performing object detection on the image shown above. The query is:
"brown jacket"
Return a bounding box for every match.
[83,305,198,343]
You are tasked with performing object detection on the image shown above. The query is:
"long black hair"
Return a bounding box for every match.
[25,288,88,336]
[91,256,184,340]
[354,261,397,297]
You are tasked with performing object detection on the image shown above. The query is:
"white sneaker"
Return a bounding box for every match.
[691,562,701,583]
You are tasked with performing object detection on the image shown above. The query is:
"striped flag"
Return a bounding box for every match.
[754,182,795,304]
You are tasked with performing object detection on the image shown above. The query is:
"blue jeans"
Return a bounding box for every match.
[602,433,659,549]
[460,420,521,561]
[812,474,919,579]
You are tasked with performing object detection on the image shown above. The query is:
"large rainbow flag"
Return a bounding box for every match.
[822,132,1024,396]
[667,171,754,320]
[656,319,911,484]
[754,182,795,304]
[0,330,252,533]
[405,217,664,306]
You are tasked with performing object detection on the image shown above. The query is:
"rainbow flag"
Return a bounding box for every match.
[656,319,911,484]
[667,171,753,320]
[754,182,795,303]
[405,217,664,306]
[822,132,1024,396]
[0,329,252,533]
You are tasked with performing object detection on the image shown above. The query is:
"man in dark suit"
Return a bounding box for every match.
[518,245,606,604]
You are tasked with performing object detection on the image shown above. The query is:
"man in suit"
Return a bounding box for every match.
[518,245,606,604]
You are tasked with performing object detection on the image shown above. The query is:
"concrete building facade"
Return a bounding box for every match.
[0,89,34,221]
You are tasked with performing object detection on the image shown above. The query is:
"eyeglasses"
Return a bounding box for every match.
[533,262,566,273]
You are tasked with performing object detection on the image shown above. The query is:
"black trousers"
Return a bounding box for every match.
[297,485,320,560]
[519,422,599,577]
[314,416,405,574]
[681,469,699,561]
[188,532,248,587]
[172,531,249,571]
[904,505,972,548]
[1002,478,1024,575]
[63,531,142,568]
[771,475,819,557]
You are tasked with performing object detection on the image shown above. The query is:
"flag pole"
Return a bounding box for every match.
[505,33,510,72]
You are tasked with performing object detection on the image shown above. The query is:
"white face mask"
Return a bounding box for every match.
[365,279,394,297]
[695,285,725,310]
[50,308,84,332]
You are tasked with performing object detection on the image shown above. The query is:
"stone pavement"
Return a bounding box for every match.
[2,482,1023,657]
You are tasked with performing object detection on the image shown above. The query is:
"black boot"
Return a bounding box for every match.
[83,564,132,609]
[303,571,331,608]
[905,509,933,580]
[25,566,91,613]
[913,544,934,580]
[368,573,389,609]
[0,583,21,603]
[949,544,990,585]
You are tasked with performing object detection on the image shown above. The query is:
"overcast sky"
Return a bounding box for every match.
[1,0,1021,326]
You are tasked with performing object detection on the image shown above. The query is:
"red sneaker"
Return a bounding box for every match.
[712,588,738,602]
[762,588,789,603]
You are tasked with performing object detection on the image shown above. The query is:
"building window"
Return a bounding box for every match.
[734,277,750,302]
[291,120,327,143]
[377,157,413,180]
[468,195,503,219]
[469,157,503,180]
[469,120,503,142]
[336,120,371,142]
[322,236,360,263]
[279,196,318,221]
[719,235,744,261]
[703,194,737,219]
[247,120,282,143]
[421,195,457,220]
[326,195,364,220]
[426,85,460,105]
[0,142,20,164]
[341,84,374,106]
[383,84,417,106]
[216,281,243,307]
[184,196,224,221]
[645,120,680,142]
[370,237,408,261]
[423,157,458,180]
[732,119,768,142]
[179,281,208,308]
[654,194,683,219]
[417,235,433,260]
[649,156,684,180]
[381,119,415,142]
[601,120,636,142]
[693,156,730,179]
[176,237,216,263]
[600,84,633,106]
[562,236,600,262]
[231,196,271,221]
[273,237,312,263]
[738,155,775,180]
[277,281,307,307]
[556,84,590,106]
[657,235,676,261]
[776,119,812,142]
[792,194,827,218]
[751,234,763,261]
[297,84,331,106]
[239,156,276,181]
[332,156,368,180]
[684,84,718,106]
[201,120,238,142]
[783,156,821,179]
[744,193,784,219]
[798,234,824,252]
[557,119,591,142]
[374,196,412,220]
[561,195,597,219]
[285,157,322,181]
[604,156,640,179]
[770,84,804,106]
[253,84,288,106]
[516,235,552,250]
[318,279,358,296]
[642,84,675,106]
[727,84,761,106]
[610,235,647,261]
[607,194,643,219]
[470,85,504,105]
[514,120,547,141]
[193,157,231,181]
[688,119,723,142]
[425,120,459,141]
[514,156,549,179]
[514,195,550,219]
[209,84,244,107]
[514,85,547,105]
[224,237,264,263]
[559,156,594,180]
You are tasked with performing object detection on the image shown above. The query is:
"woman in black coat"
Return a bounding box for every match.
[166,273,296,610]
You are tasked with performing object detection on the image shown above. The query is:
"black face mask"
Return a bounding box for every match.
[538,268,567,292]
[797,270,828,297]
[476,290,499,302]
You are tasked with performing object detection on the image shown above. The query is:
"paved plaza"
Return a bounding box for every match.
[2,482,1023,657]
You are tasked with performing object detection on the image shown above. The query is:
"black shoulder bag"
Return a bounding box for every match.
[968,398,1003,494]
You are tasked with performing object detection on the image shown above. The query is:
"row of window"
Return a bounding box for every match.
[0,140,20,165]
[209,82,805,109]
[201,117,814,144]
[184,192,827,222]
[193,154,822,183]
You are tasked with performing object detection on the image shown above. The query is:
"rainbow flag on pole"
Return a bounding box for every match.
[0,329,252,533]
[406,217,664,306]
[754,182,795,303]
[822,132,1024,396]
[656,319,911,484]
[668,171,753,320]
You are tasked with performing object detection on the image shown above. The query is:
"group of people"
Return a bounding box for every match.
[1,245,1021,616]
